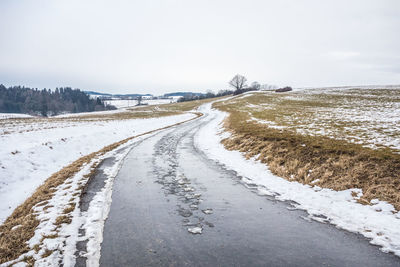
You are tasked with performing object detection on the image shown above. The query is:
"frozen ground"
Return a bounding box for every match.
[0,112,196,223]
[230,86,400,153]
[195,103,400,257]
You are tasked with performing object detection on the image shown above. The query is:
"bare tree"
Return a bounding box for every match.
[250,81,261,90]
[137,95,142,105]
[261,84,277,90]
[229,74,247,91]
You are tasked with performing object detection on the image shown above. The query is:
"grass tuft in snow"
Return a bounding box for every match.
[41,249,53,258]
[54,215,72,226]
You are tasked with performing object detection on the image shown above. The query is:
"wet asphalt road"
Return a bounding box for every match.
[100,112,400,267]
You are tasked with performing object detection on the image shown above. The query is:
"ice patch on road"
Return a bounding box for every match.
[188,227,202,234]
[202,209,213,214]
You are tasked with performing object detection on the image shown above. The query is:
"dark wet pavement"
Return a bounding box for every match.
[100,113,400,267]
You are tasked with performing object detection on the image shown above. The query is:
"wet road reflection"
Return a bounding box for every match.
[100,114,400,267]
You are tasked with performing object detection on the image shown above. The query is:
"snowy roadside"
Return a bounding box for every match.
[195,103,400,257]
[5,135,144,266]
[0,113,196,223]
[1,112,200,266]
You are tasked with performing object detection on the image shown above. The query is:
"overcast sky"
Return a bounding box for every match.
[0,0,399,94]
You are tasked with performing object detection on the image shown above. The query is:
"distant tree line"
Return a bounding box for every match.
[228,74,295,94]
[177,74,282,103]
[229,74,278,95]
[275,86,293,92]
[0,84,116,116]
[177,89,234,102]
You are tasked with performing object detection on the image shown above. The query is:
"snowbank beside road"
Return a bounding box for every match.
[0,113,196,223]
[195,103,400,257]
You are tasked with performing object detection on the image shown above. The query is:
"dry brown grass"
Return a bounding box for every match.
[54,215,72,226]
[41,249,53,258]
[62,203,76,214]
[215,105,400,211]
[219,89,400,153]
[20,256,34,266]
[40,234,58,241]
[0,112,202,264]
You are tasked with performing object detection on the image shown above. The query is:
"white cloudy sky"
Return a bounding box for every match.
[0,0,399,94]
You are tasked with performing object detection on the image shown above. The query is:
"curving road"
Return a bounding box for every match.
[99,110,400,266]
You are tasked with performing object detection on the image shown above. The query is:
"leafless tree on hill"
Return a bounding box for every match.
[229,74,247,91]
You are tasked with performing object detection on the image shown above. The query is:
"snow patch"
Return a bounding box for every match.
[188,227,202,234]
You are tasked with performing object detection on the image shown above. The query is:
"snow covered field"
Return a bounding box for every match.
[104,98,176,109]
[229,86,400,153]
[195,103,400,257]
[0,98,177,121]
[0,112,196,223]
[0,113,34,120]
